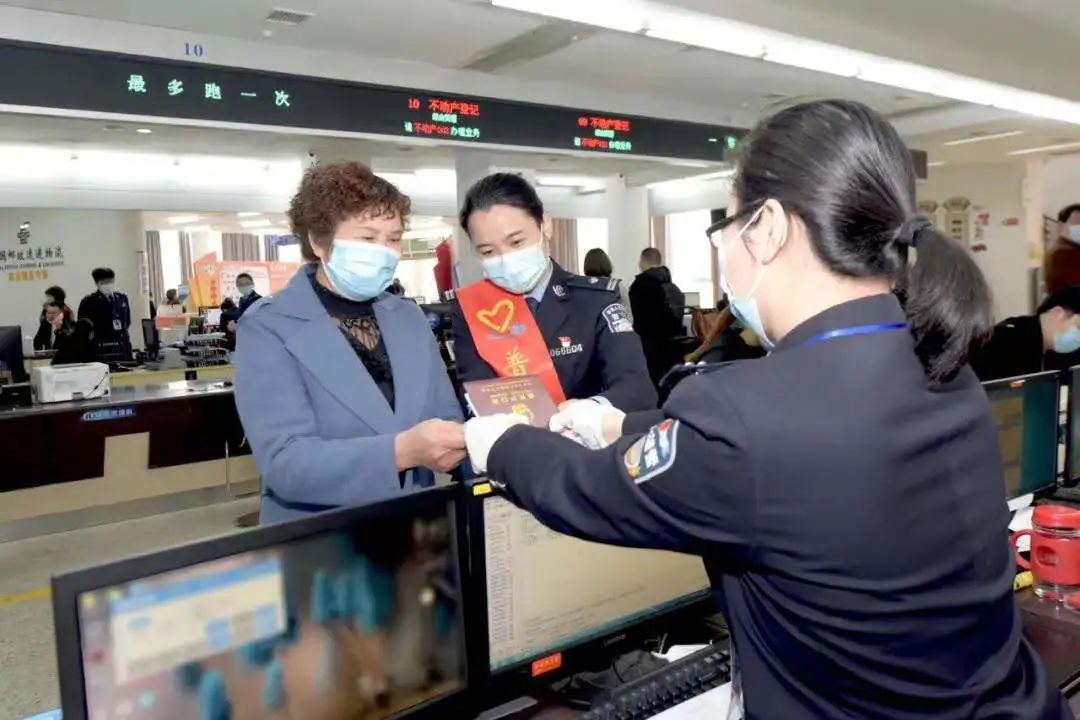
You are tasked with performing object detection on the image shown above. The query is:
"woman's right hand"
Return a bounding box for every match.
[395,419,467,472]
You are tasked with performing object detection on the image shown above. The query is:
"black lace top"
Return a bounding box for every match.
[309,273,395,409]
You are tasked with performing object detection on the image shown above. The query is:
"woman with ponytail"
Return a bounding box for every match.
[464,100,1066,719]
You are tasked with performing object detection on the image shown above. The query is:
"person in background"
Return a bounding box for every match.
[51,318,96,365]
[387,278,406,296]
[451,173,656,412]
[77,268,131,349]
[33,301,74,351]
[464,99,1064,719]
[582,248,613,278]
[220,297,240,352]
[629,247,686,383]
[236,272,261,316]
[234,161,465,524]
[1044,203,1080,294]
[163,288,184,308]
[42,285,74,324]
[970,285,1080,381]
[686,308,766,365]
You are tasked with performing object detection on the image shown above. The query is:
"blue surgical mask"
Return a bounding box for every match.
[1054,325,1080,354]
[237,284,254,297]
[482,245,550,294]
[322,240,399,301]
[1068,225,1080,245]
[717,206,780,351]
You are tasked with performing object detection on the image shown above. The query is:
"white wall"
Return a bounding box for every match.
[0,208,147,351]
[917,162,1028,319]
[1043,154,1080,219]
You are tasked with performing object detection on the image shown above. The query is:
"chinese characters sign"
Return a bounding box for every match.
[2,221,63,282]
[405,96,482,141]
[0,39,746,163]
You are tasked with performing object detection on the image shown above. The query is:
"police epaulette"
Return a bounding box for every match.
[566,275,620,292]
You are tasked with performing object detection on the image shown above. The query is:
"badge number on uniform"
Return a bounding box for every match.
[624,419,679,484]
[602,303,633,334]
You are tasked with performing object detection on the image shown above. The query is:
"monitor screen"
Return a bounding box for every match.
[69,496,466,719]
[202,309,222,327]
[984,372,1059,499]
[1070,367,1080,483]
[0,324,27,383]
[483,496,710,673]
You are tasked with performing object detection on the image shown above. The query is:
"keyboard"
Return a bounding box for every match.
[583,642,732,720]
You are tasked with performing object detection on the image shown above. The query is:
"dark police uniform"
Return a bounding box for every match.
[451,262,657,412]
[486,295,1063,719]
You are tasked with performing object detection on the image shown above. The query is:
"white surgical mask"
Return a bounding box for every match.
[482,245,550,294]
[322,240,400,301]
[98,283,115,296]
[1068,224,1080,245]
[716,206,783,351]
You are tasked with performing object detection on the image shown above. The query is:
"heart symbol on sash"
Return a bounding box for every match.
[477,299,515,334]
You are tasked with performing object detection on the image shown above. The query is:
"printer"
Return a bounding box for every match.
[32,362,111,403]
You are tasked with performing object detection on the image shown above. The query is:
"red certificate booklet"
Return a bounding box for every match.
[463,375,558,429]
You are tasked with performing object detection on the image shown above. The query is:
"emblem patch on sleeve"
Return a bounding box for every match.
[623,419,679,484]
[602,303,633,334]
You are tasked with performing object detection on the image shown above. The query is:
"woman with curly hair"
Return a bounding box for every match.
[234,161,465,524]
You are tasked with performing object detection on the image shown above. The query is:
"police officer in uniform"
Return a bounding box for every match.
[465,102,1066,719]
[451,173,656,412]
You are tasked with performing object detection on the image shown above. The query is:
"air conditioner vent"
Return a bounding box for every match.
[265,8,313,25]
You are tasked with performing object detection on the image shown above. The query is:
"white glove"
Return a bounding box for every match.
[549,399,626,449]
[465,414,529,474]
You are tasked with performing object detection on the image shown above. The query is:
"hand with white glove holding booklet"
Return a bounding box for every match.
[465,414,530,474]
[549,398,626,449]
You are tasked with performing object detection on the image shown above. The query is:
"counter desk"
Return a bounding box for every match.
[0,377,255,541]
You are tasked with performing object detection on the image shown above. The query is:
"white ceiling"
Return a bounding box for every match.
[662,0,1080,101]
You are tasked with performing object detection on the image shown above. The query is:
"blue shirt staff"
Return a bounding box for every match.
[465,101,1068,719]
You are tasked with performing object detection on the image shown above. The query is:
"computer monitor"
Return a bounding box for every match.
[0,325,28,384]
[983,371,1060,501]
[52,486,471,720]
[470,490,712,679]
[1066,366,1080,486]
[141,319,159,356]
[203,308,223,327]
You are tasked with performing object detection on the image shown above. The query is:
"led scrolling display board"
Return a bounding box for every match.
[0,40,743,162]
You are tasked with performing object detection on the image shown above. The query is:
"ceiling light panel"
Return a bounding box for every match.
[943,130,1024,146]
[492,0,1080,127]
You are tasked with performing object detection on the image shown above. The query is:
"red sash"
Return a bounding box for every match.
[457,280,566,404]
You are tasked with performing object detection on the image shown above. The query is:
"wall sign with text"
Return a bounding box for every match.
[0,40,744,162]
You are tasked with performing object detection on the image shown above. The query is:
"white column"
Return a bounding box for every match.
[602,178,651,288]
[453,150,500,286]
[1023,156,1047,311]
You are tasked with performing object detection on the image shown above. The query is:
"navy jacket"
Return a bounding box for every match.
[488,294,1063,719]
[451,262,657,412]
[234,266,462,524]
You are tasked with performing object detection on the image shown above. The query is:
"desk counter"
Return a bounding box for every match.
[0,378,255,541]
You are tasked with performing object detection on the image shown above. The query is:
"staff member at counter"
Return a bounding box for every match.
[451,173,657,411]
[235,162,465,524]
[465,101,1066,718]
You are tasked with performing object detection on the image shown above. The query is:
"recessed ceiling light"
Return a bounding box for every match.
[927,161,947,167]
[1008,140,1080,156]
[943,130,1023,146]
[239,218,273,228]
[135,128,153,135]
[166,215,201,225]
[236,212,261,218]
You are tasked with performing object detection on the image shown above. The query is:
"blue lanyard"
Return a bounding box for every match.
[802,322,907,347]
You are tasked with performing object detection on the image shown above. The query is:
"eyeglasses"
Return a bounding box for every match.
[704,202,764,249]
